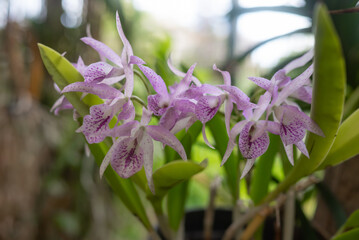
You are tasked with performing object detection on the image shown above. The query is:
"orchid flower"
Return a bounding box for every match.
[130,55,199,133]
[247,50,325,164]
[191,65,256,148]
[221,91,281,178]
[99,108,187,193]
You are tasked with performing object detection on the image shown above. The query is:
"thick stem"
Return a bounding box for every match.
[282,188,296,240]
[152,200,173,240]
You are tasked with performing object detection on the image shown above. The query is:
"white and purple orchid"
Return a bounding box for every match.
[50,11,325,190]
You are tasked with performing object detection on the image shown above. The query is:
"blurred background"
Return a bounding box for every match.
[1,0,359,239]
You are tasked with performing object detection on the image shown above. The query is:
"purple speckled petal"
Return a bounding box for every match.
[108,121,139,138]
[238,122,270,159]
[132,62,169,98]
[122,50,134,97]
[272,69,291,86]
[141,107,153,126]
[129,55,146,65]
[276,64,313,105]
[147,125,187,160]
[84,62,114,83]
[140,132,155,193]
[117,100,135,123]
[167,56,201,86]
[111,137,144,178]
[159,107,179,130]
[172,99,196,115]
[283,49,313,74]
[116,11,133,59]
[224,100,234,136]
[284,144,294,165]
[295,141,309,158]
[275,105,324,145]
[252,91,271,121]
[62,82,122,99]
[221,120,247,166]
[51,95,72,115]
[184,84,223,100]
[202,124,215,149]
[248,77,271,91]
[195,95,222,123]
[213,64,231,86]
[81,37,122,66]
[99,137,124,178]
[147,94,167,116]
[73,56,86,75]
[290,86,312,104]
[219,85,255,111]
[77,104,114,143]
[240,158,256,179]
[170,115,197,135]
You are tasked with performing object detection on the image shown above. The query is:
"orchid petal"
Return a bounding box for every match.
[147,94,167,116]
[238,122,270,159]
[195,95,222,123]
[129,55,146,65]
[202,124,215,149]
[252,91,271,121]
[167,56,201,86]
[73,56,86,75]
[77,104,114,143]
[62,82,122,99]
[179,63,197,88]
[141,107,153,126]
[276,64,313,105]
[219,85,255,110]
[117,100,135,123]
[100,137,125,178]
[147,125,187,160]
[108,121,139,138]
[116,11,133,58]
[140,132,155,193]
[284,144,294,165]
[221,120,247,166]
[133,63,169,97]
[170,115,197,135]
[184,84,223,99]
[173,99,196,114]
[295,141,309,158]
[290,86,312,104]
[224,100,234,136]
[213,64,231,86]
[111,137,144,178]
[81,37,122,66]
[248,77,271,91]
[159,107,178,130]
[283,49,314,74]
[240,158,256,179]
[84,62,115,83]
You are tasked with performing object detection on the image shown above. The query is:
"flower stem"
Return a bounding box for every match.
[134,69,152,95]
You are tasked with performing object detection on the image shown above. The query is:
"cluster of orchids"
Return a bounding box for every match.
[51,13,324,193]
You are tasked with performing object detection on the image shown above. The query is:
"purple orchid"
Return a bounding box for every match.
[99,108,187,193]
[222,91,281,178]
[247,50,324,165]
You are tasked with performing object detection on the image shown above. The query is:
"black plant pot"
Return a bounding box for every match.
[184,208,232,240]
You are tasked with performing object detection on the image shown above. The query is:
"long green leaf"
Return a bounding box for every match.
[208,115,240,204]
[263,3,346,203]
[332,229,359,240]
[39,43,152,230]
[334,209,359,237]
[317,109,359,170]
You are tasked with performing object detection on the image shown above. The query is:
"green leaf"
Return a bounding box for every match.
[38,43,88,117]
[148,160,207,200]
[166,121,202,231]
[262,3,346,203]
[335,209,359,237]
[250,134,280,204]
[317,109,359,170]
[208,115,240,204]
[332,228,359,240]
[39,44,152,231]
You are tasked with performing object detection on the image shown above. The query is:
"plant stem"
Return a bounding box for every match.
[282,188,296,240]
[152,199,173,240]
[204,176,221,240]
